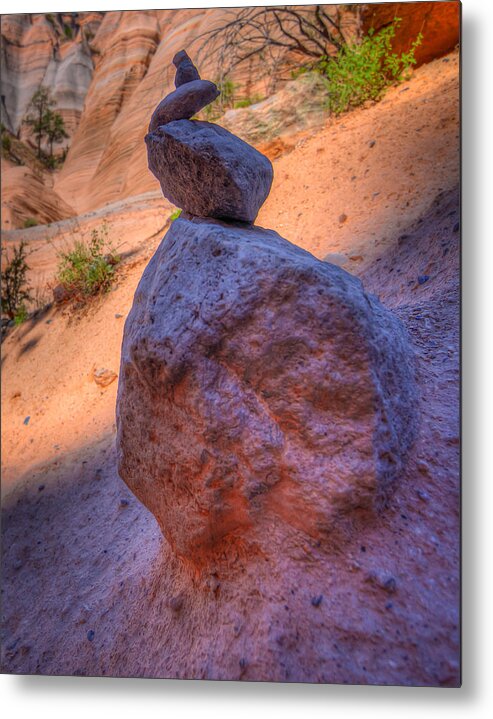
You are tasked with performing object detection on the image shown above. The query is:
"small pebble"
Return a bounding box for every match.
[418,275,430,285]
[385,602,393,610]
[368,140,376,148]
[383,577,397,594]
[311,594,323,608]
[453,221,460,233]
[338,213,348,224]
[416,489,430,502]
[239,658,247,669]
[120,498,129,507]
[115,313,123,319]
[23,416,30,425]
[38,484,45,492]
[87,630,95,642]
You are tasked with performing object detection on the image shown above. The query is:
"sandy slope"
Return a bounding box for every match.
[1,51,460,684]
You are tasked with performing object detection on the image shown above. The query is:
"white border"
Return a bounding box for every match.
[2,1,493,717]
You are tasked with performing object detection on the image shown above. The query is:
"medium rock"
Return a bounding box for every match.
[92,367,118,388]
[146,120,273,223]
[53,283,72,305]
[148,80,219,133]
[116,216,417,564]
[323,253,348,267]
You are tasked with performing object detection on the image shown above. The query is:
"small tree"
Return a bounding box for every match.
[1,242,33,321]
[196,5,361,85]
[24,87,55,159]
[45,109,69,163]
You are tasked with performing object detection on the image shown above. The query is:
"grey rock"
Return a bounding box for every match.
[323,252,348,267]
[148,80,219,133]
[146,120,273,222]
[116,217,417,563]
[173,50,200,87]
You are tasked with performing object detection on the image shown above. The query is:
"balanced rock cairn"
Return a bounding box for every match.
[146,50,273,223]
[116,52,417,566]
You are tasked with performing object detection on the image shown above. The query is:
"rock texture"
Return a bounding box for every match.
[146,121,273,222]
[220,72,331,152]
[1,163,75,229]
[53,9,163,212]
[148,80,219,132]
[117,216,416,564]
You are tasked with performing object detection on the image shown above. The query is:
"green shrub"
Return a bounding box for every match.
[169,208,182,221]
[233,95,263,109]
[14,305,29,326]
[63,24,73,40]
[55,223,120,301]
[317,18,423,115]
[1,242,33,321]
[23,217,38,228]
[203,77,237,120]
[2,133,11,152]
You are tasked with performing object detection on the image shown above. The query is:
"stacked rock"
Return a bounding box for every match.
[117,52,417,566]
[146,51,273,223]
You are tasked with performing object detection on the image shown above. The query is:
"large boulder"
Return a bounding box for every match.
[145,120,273,223]
[116,216,417,564]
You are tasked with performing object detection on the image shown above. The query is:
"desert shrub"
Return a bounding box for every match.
[203,77,237,120]
[23,217,38,228]
[1,241,33,321]
[317,18,423,115]
[1,126,24,165]
[55,223,119,301]
[63,24,73,40]
[169,208,182,221]
[233,95,263,109]
[13,305,29,326]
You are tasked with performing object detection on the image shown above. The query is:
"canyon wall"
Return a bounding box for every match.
[1,12,103,137]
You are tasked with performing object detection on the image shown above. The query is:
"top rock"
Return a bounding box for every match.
[173,49,201,87]
[146,49,274,222]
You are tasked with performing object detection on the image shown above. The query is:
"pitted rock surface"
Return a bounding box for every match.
[146,120,274,223]
[148,80,219,132]
[116,216,417,563]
